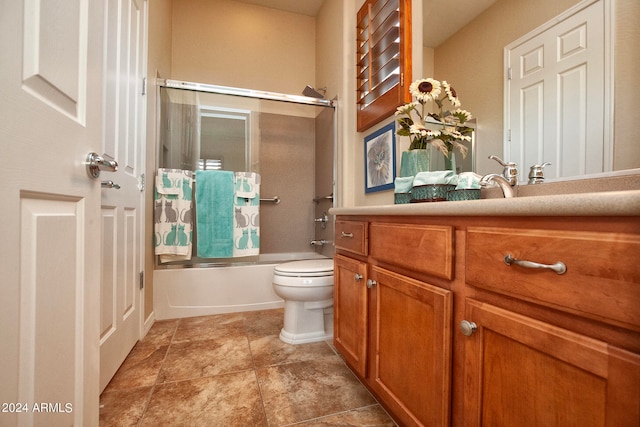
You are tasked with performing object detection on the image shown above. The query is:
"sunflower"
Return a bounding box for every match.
[409,78,441,103]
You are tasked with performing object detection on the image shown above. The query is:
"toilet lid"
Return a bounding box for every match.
[274,259,334,277]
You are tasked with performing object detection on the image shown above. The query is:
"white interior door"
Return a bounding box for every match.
[505,0,609,181]
[100,0,147,393]
[0,0,104,426]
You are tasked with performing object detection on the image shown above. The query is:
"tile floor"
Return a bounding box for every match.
[99,309,396,426]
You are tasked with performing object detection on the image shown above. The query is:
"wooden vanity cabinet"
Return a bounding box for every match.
[334,215,640,427]
[334,219,454,427]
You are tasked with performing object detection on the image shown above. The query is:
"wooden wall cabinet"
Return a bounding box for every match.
[334,215,640,427]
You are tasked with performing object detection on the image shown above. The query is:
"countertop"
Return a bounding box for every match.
[329,189,640,217]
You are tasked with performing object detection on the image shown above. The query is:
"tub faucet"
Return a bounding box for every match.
[479,174,516,198]
[310,239,331,246]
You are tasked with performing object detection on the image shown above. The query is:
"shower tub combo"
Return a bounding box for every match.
[154,80,337,322]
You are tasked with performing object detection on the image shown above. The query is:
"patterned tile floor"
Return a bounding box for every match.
[99,309,396,426]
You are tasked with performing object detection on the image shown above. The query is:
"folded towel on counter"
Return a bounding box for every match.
[413,170,457,186]
[233,173,260,257]
[195,170,235,258]
[394,176,414,193]
[455,172,483,190]
[154,169,193,262]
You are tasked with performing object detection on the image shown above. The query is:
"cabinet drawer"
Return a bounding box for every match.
[466,226,640,330]
[335,220,368,256]
[369,223,454,280]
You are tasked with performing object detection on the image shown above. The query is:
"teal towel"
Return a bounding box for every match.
[394,176,414,193]
[196,170,235,258]
[413,170,457,186]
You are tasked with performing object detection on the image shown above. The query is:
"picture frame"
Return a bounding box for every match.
[364,121,396,193]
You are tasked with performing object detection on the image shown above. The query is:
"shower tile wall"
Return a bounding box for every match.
[314,107,335,258]
[259,113,315,254]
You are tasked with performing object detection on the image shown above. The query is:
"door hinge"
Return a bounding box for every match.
[507,129,512,141]
[139,271,144,289]
[142,77,147,95]
[400,72,404,87]
[507,67,512,80]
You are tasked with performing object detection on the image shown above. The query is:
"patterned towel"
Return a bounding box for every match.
[154,169,193,262]
[233,172,260,257]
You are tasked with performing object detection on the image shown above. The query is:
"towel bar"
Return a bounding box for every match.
[313,194,333,203]
[260,196,280,205]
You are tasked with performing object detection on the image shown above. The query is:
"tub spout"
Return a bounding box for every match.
[310,239,331,246]
[479,174,516,198]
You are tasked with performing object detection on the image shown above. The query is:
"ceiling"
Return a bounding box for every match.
[234,0,496,47]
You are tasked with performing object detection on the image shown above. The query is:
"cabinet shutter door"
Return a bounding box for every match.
[357,0,412,132]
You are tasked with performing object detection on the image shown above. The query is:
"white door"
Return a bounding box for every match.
[100,0,147,392]
[505,0,609,181]
[0,0,104,426]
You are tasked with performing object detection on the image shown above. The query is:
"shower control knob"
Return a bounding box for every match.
[354,274,363,281]
[366,279,377,289]
[460,320,478,337]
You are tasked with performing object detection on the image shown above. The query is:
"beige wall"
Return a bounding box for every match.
[170,0,316,95]
[435,0,639,175]
[145,0,173,321]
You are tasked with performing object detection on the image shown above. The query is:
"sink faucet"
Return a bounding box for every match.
[488,155,518,186]
[479,174,516,198]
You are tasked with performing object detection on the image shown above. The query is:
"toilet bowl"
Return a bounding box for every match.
[272,259,334,345]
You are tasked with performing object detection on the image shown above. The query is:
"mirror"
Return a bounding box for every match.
[424,0,639,180]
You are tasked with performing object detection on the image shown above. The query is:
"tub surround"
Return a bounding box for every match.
[331,185,639,425]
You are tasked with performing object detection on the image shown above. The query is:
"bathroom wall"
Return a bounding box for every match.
[170,0,316,96]
[145,0,173,321]
[259,112,316,253]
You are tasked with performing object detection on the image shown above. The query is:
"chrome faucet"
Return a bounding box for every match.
[528,162,551,184]
[479,174,516,198]
[488,155,518,186]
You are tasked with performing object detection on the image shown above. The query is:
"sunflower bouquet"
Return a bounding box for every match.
[395,78,473,159]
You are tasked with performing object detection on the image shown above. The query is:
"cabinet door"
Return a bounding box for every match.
[334,254,369,377]
[462,299,640,426]
[369,266,453,427]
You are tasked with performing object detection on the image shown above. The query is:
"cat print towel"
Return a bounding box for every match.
[233,172,260,257]
[155,168,193,262]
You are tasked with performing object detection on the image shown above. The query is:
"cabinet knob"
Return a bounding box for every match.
[460,320,478,337]
[366,279,377,289]
[354,273,363,281]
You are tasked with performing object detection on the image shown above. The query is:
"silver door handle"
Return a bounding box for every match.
[86,152,118,178]
[504,254,566,274]
[101,180,121,189]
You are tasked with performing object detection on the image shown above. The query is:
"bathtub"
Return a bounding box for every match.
[153,252,330,320]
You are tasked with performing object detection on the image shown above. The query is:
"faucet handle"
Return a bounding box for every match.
[528,162,551,184]
[488,155,518,185]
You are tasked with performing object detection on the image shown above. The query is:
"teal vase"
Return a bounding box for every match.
[400,149,430,177]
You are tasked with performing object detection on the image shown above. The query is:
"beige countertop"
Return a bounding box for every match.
[329,189,640,217]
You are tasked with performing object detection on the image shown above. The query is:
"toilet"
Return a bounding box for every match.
[272,258,334,345]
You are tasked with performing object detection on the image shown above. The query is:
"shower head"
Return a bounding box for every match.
[302,85,327,99]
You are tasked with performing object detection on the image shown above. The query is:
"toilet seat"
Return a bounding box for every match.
[273,259,334,278]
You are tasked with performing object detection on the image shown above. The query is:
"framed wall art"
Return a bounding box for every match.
[364,121,396,193]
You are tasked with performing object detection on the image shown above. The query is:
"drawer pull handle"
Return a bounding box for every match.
[354,273,363,281]
[341,232,354,238]
[504,254,566,275]
[366,279,377,289]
